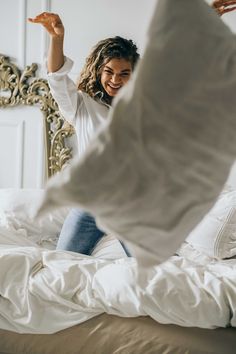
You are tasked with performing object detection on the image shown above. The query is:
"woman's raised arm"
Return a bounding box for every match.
[28,12,65,73]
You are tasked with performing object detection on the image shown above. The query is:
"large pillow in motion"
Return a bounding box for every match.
[36,0,236,265]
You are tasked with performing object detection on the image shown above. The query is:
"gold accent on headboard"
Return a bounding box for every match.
[0,55,74,177]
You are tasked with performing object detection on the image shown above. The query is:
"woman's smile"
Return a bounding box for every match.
[101,58,132,97]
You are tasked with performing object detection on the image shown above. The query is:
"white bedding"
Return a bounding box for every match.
[0,223,236,334]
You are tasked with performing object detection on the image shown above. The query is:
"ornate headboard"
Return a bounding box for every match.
[0,55,74,178]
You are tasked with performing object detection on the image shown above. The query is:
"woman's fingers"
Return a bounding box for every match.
[28,12,64,36]
[28,12,60,24]
[28,17,41,23]
[213,0,236,6]
[222,5,236,13]
[212,0,236,15]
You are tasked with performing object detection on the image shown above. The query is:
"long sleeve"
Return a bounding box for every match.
[47,56,82,126]
[47,56,109,157]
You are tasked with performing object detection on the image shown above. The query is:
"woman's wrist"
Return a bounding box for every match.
[50,34,64,42]
[48,36,65,72]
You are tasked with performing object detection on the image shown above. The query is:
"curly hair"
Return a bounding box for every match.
[77,36,140,105]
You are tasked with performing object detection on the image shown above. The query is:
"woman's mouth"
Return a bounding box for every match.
[108,83,122,90]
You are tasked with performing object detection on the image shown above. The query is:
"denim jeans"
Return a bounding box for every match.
[56,208,131,256]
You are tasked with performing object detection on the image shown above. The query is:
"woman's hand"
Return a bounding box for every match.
[28,12,64,38]
[28,12,65,72]
[212,0,236,16]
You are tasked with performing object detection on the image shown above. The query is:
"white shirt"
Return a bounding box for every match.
[47,57,109,158]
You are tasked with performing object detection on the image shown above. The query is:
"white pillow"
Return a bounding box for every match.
[186,185,236,259]
[0,189,70,246]
[36,0,236,266]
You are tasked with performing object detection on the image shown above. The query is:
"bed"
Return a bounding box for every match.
[1,57,236,354]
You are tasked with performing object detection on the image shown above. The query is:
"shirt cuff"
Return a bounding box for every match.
[46,56,74,77]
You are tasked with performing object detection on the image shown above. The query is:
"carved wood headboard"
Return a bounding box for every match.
[0,55,74,178]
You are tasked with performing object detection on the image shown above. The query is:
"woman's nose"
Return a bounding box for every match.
[111,74,121,83]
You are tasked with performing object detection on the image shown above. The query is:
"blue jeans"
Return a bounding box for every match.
[56,208,131,256]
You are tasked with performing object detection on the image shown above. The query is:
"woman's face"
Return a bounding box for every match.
[100,58,132,97]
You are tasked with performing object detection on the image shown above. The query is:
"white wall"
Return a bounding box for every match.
[0,0,157,188]
[49,0,158,80]
[1,0,158,76]
[1,0,236,187]
[24,0,158,79]
[0,106,45,188]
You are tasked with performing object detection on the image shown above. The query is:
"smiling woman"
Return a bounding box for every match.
[100,58,132,97]
[0,0,159,261]
[76,35,139,105]
[27,12,140,258]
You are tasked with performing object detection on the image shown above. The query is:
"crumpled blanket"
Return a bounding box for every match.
[0,225,236,334]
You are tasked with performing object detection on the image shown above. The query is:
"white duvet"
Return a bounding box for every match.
[0,224,236,334]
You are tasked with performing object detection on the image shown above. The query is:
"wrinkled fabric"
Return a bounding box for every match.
[0,226,236,333]
[37,0,236,265]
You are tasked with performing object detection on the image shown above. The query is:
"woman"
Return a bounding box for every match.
[28,12,139,256]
